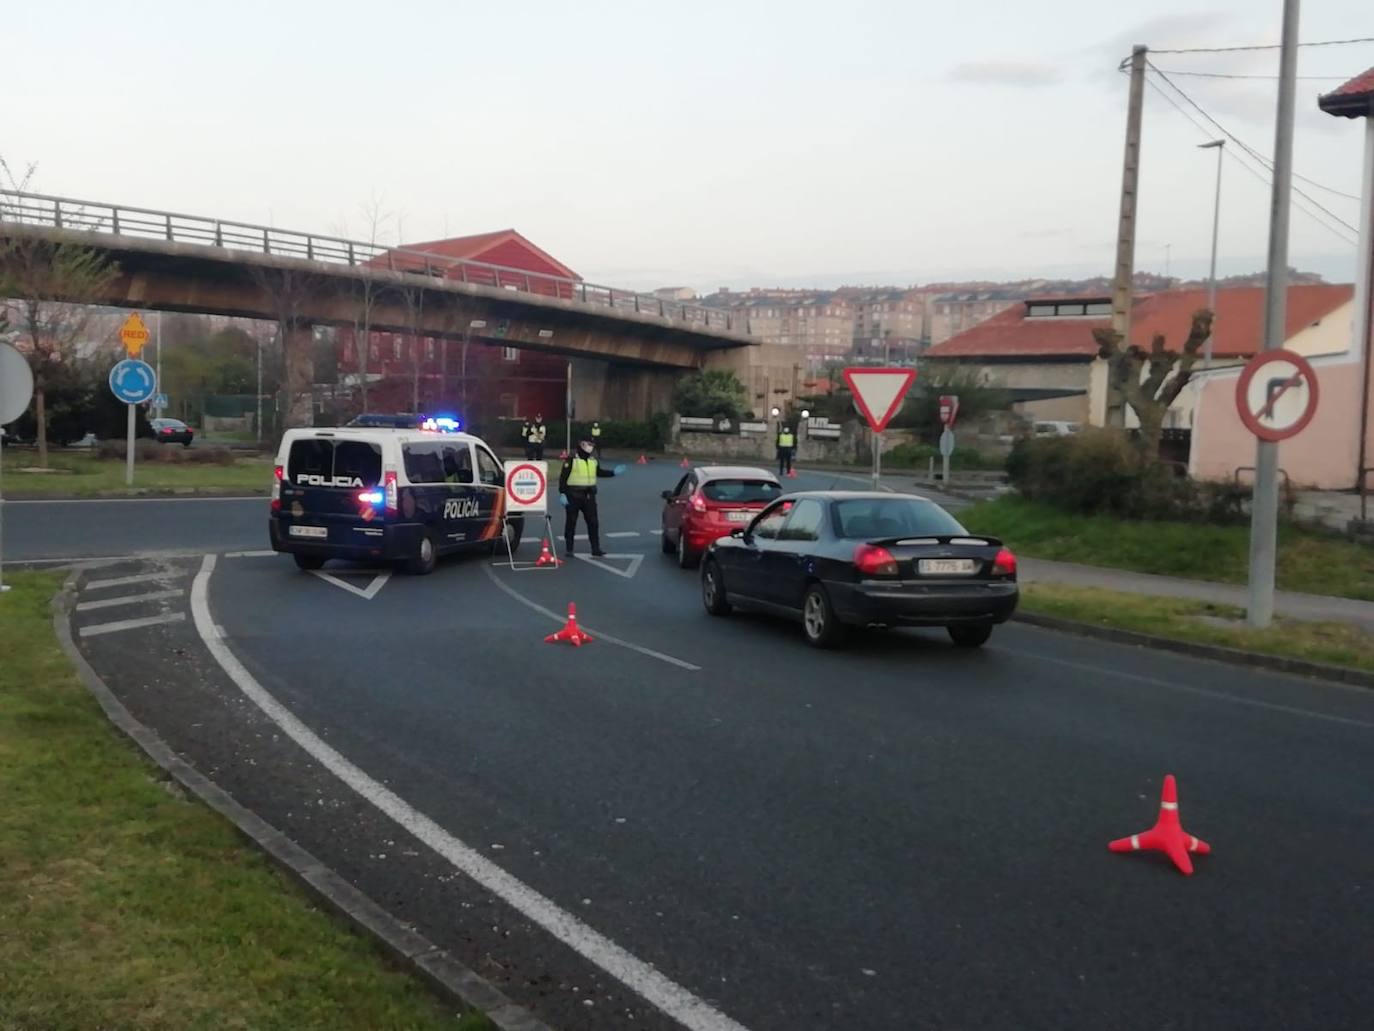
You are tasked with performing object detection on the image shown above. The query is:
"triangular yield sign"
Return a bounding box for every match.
[842,367,918,432]
[308,569,392,600]
[572,553,643,579]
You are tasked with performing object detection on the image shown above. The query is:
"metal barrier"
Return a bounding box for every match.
[0,189,740,336]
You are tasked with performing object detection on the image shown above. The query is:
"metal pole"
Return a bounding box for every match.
[1246,0,1300,629]
[255,333,263,446]
[872,430,880,489]
[125,403,135,487]
[1200,139,1225,367]
[0,438,9,593]
[1353,114,1374,523]
[565,361,573,456]
[1107,44,1148,428]
[155,311,163,415]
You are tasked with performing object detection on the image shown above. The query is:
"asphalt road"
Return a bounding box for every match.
[40,464,1374,1030]
[2,496,265,562]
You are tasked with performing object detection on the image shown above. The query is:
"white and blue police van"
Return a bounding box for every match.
[269,414,523,574]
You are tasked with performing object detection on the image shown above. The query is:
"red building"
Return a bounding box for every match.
[334,229,579,425]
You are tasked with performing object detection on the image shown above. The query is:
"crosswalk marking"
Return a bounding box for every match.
[76,589,185,612]
[78,612,186,638]
[85,571,184,591]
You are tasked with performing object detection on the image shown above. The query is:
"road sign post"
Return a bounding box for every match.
[109,358,158,488]
[937,395,959,484]
[843,367,918,490]
[1,342,37,595]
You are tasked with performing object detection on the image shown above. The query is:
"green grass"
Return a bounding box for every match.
[1021,583,1374,674]
[0,572,493,1031]
[2,453,273,496]
[961,495,1374,602]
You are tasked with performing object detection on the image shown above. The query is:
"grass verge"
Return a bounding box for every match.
[2,453,272,496]
[961,495,1374,602]
[0,571,492,1031]
[1020,583,1374,674]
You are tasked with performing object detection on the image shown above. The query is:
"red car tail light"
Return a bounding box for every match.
[270,464,283,512]
[384,469,399,512]
[689,489,707,513]
[854,543,898,577]
[993,547,1017,577]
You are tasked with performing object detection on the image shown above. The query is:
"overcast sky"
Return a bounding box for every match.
[5,1,1371,291]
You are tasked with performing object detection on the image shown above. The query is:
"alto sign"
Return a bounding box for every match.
[503,460,548,513]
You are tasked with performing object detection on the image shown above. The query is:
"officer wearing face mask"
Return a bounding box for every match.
[558,437,626,556]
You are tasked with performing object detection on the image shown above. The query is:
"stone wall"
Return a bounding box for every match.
[672,417,917,466]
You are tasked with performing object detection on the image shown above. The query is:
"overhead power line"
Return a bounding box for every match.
[1148,36,1374,55]
[1138,73,1358,248]
[1148,68,1355,80]
[1147,63,1363,231]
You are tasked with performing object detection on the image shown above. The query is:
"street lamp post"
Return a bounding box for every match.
[1199,139,1226,366]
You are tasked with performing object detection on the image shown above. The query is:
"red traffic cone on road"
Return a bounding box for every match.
[1109,775,1211,876]
[534,538,561,567]
[786,468,798,479]
[636,454,648,464]
[679,456,690,468]
[545,602,593,647]
[559,449,569,460]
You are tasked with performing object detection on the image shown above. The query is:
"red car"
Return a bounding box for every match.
[661,465,784,568]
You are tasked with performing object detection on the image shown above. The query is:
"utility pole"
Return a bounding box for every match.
[155,311,163,416]
[1200,139,1226,367]
[1106,44,1148,428]
[1247,0,1300,629]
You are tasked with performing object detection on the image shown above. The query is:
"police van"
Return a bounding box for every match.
[269,415,523,574]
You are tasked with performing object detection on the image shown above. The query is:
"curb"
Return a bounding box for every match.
[8,489,269,501]
[50,572,555,1031]
[1013,609,1374,689]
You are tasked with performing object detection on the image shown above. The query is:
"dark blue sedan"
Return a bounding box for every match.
[700,491,1019,648]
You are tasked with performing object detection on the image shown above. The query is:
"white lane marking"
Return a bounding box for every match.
[190,556,740,1031]
[650,529,663,535]
[16,551,206,565]
[78,612,186,637]
[996,646,1374,730]
[606,531,640,538]
[574,553,644,580]
[6,495,264,505]
[308,569,392,600]
[76,589,185,612]
[225,549,278,558]
[483,565,700,672]
[86,571,186,591]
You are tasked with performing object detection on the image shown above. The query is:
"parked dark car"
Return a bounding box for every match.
[148,418,194,446]
[660,465,783,568]
[700,491,1019,648]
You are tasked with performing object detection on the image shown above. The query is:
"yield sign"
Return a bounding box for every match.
[842,367,917,432]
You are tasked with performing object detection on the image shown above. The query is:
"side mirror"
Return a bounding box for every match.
[730,529,745,538]
[661,490,674,501]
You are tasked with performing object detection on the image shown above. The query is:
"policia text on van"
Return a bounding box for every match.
[269,423,522,575]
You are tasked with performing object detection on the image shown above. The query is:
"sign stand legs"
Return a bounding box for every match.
[498,513,559,571]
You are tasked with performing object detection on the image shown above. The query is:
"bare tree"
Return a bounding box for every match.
[394,278,428,414]
[1092,309,1213,462]
[247,265,326,436]
[336,199,393,414]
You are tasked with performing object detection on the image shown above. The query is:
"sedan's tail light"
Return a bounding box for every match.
[270,464,283,512]
[993,547,1017,577]
[854,543,898,577]
[384,469,399,512]
[689,489,707,513]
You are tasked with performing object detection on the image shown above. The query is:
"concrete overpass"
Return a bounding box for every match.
[0,190,755,422]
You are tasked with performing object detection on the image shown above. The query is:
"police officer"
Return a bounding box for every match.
[776,422,796,476]
[558,437,625,556]
[590,420,602,459]
[521,416,537,460]
[531,413,547,461]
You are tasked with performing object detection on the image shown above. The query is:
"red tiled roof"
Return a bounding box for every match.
[384,229,581,280]
[1318,67,1374,116]
[925,285,1354,360]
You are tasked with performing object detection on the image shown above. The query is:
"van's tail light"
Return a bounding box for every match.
[993,547,1017,577]
[384,469,398,512]
[689,489,707,513]
[270,464,283,512]
[854,543,898,577]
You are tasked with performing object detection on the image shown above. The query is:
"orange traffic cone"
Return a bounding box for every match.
[545,602,593,647]
[786,468,798,479]
[1109,775,1211,876]
[636,454,648,464]
[679,456,690,468]
[534,538,561,567]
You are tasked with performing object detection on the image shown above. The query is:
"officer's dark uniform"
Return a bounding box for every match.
[559,444,617,556]
[776,425,796,476]
[590,421,602,459]
[521,419,537,460]
[531,416,547,461]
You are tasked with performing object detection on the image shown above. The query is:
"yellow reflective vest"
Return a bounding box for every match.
[778,430,795,448]
[566,456,599,487]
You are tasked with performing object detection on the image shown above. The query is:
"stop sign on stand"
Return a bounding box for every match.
[843,367,918,488]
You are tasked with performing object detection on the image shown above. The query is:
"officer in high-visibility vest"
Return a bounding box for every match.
[531,414,547,461]
[558,438,625,556]
[776,423,796,476]
[521,416,537,460]
[590,421,602,459]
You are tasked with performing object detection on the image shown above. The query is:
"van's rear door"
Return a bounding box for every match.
[279,438,384,538]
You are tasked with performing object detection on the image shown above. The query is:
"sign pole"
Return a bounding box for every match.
[126,404,135,486]
[1247,0,1300,629]
[871,431,880,489]
[942,437,952,486]
[0,436,9,593]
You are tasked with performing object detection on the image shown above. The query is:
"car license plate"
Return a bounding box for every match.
[726,511,752,523]
[289,525,328,539]
[919,558,976,575]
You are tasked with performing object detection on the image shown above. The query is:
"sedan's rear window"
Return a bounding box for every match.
[831,498,965,539]
[702,478,782,503]
[287,439,382,487]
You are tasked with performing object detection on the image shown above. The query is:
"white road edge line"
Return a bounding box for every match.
[605,531,640,538]
[76,589,185,612]
[189,555,741,1031]
[483,564,700,671]
[86,571,186,591]
[224,549,278,558]
[78,612,186,638]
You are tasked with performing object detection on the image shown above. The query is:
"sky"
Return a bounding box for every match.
[4,0,1372,293]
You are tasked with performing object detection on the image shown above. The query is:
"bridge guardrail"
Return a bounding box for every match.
[0,189,741,336]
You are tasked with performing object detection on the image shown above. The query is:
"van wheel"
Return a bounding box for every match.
[661,528,674,554]
[493,518,523,555]
[948,624,993,648]
[407,532,438,575]
[802,584,847,649]
[293,553,325,571]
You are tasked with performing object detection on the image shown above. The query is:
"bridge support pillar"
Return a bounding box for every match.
[282,323,315,432]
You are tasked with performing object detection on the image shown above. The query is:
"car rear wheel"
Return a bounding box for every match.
[948,624,993,648]
[661,526,674,554]
[676,530,698,569]
[292,553,325,571]
[802,584,846,649]
[407,532,439,575]
[701,560,731,616]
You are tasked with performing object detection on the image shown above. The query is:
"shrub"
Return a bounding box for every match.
[672,371,747,421]
[95,440,236,465]
[882,441,999,471]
